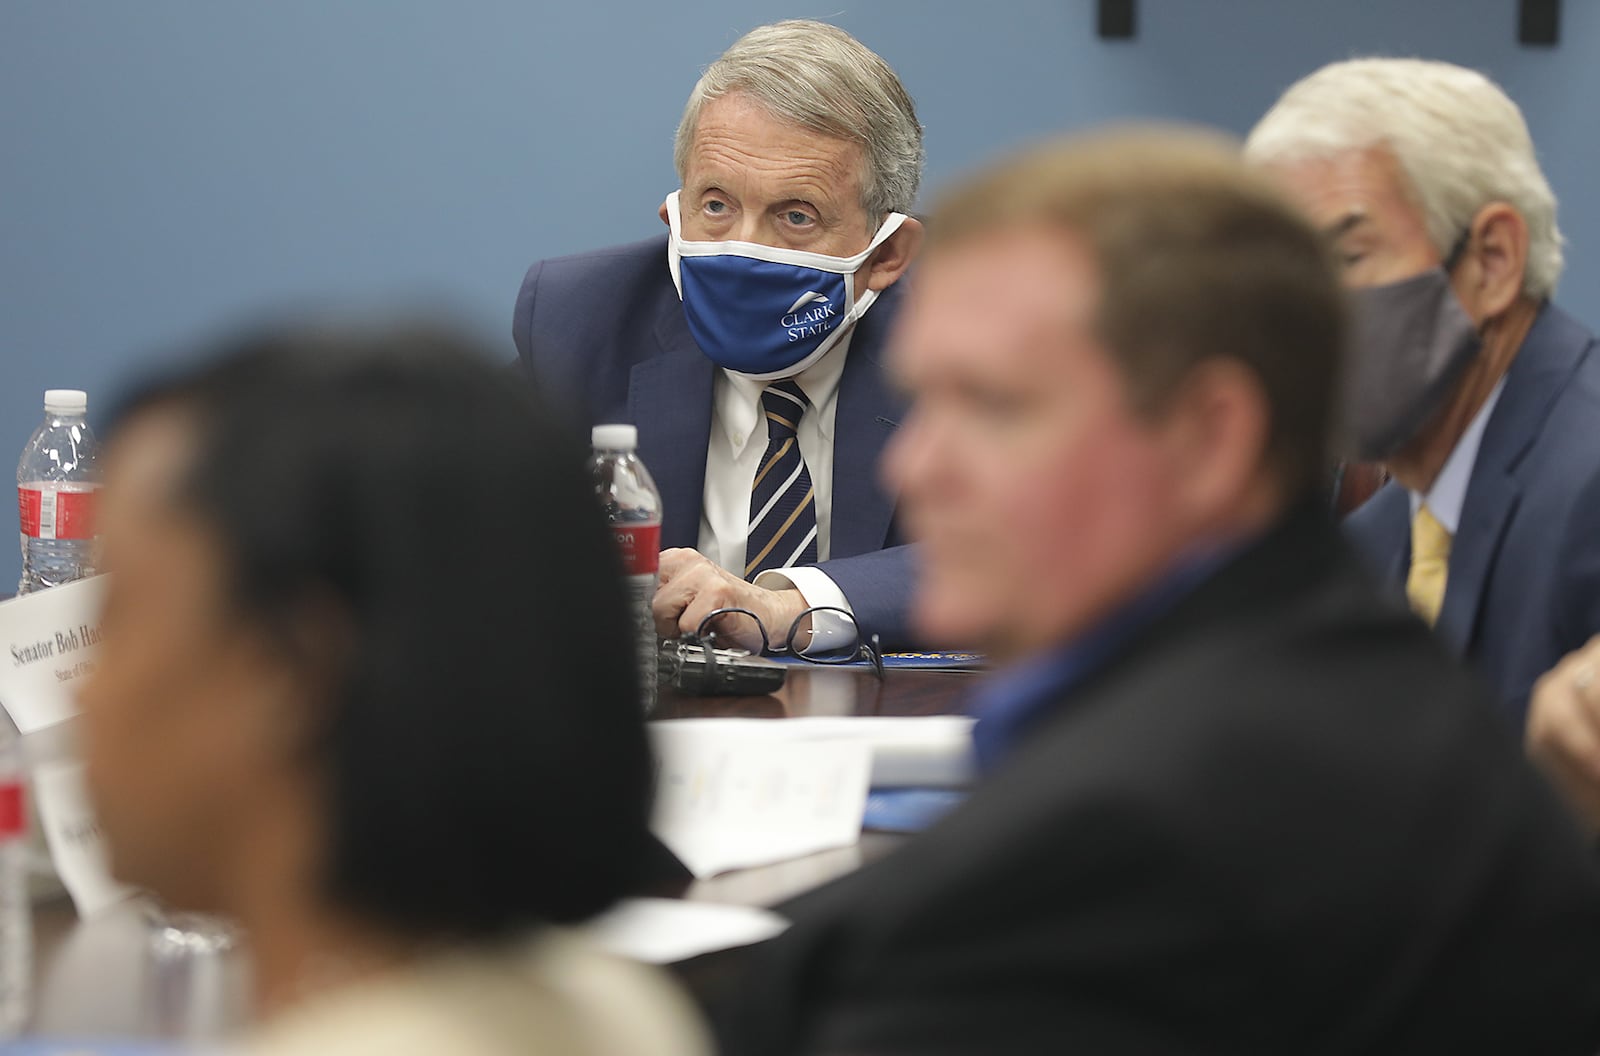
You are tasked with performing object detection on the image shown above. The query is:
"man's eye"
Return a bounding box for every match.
[962,387,1022,420]
[1331,242,1366,269]
[785,211,814,227]
[705,200,728,215]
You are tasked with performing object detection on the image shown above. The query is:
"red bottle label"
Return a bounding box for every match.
[0,783,24,839]
[18,486,98,540]
[612,524,661,576]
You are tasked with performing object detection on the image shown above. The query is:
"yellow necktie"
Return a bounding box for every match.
[1406,504,1451,626]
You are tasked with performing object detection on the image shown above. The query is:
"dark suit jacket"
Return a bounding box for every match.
[715,506,1600,1055]
[513,235,916,646]
[1345,303,1600,727]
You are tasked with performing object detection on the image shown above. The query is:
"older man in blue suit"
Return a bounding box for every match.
[1247,59,1600,733]
[513,21,925,650]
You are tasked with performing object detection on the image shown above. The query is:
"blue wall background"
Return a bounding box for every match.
[3,0,1596,589]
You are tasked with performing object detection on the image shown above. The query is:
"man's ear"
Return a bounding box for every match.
[659,199,672,228]
[1161,359,1273,524]
[1456,202,1530,322]
[861,217,925,292]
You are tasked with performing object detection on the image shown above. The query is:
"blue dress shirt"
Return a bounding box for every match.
[967,547,1237,774]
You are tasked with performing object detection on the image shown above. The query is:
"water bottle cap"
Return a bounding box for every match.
[44,389,88,415]
[592,424,638,451]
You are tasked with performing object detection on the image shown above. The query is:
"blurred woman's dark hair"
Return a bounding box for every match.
[106,322,651,940]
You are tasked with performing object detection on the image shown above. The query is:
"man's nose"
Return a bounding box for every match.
[730,214,769,245]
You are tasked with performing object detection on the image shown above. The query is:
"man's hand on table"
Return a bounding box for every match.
[654,548,807,654]
[1528,634,1600,834]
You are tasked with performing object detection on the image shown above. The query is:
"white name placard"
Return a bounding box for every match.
[0,576,106,733]
[649,721,871,879]
[34,757,134,917]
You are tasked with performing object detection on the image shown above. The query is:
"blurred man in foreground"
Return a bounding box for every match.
[715,130,1600,1055]
[1246,59,1600,730]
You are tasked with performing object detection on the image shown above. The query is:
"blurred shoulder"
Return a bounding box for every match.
[526,235,672,297]
[227,928,711,1056]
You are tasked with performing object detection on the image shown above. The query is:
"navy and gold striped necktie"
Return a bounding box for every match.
[745,379,819,579]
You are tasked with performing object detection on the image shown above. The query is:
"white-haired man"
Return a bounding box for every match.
[513,21,925,651]
[1248,58,1600,731]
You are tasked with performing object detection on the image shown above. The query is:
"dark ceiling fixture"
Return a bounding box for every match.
[1097,0,1136,40]
[1519,0,1561,46]
[1094,1,1558,47]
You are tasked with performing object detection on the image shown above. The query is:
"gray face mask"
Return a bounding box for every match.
[1341,266,1480,461]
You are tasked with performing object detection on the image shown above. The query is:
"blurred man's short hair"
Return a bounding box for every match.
[928,128,1346,499]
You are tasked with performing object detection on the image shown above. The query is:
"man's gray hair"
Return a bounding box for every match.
[673,20,924,223]
[1245,57,1564,299]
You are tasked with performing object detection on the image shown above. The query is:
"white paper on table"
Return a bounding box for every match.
[584,897,789,964]
[649,723,871,879]
[32,757,134,917]
[655,715,976,788]
[0,575,106,733]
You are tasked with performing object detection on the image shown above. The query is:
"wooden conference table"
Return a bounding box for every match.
[27,663,978,1041]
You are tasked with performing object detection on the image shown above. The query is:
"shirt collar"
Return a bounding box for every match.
[718,328,853,457]
[966,540,1242,774]
[1407,377,1506,534]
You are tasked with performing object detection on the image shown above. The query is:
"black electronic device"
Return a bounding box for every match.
[659,639,787,697]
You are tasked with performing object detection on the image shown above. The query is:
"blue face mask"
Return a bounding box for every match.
[665,191,909,380]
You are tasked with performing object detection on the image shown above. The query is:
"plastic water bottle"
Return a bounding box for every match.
[0,711,29,1039]
[17,389,100,595]
[590,425,663,713]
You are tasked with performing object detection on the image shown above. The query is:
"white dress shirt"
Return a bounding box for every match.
[696,330,855,617]
[1407,378,1506,532]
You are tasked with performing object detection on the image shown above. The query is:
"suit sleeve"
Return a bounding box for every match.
[813,543,917,651]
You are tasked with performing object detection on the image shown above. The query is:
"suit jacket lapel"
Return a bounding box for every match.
[1436,304,1577,655]
[831,281,909,558]
[632,298,714,550]
[1437,472,1519,655]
